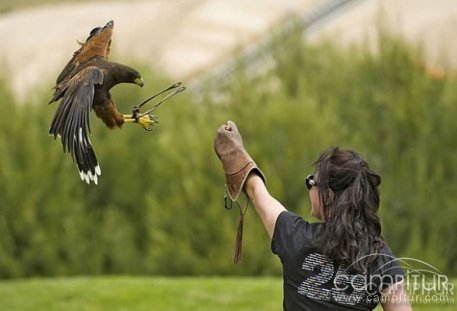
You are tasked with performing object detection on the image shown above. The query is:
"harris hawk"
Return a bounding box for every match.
[49,20,184,185]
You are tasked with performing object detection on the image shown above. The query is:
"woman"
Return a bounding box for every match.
[214,121,412,311]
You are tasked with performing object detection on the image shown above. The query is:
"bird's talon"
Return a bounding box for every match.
[137,114,158,131]
[149,115,159,123]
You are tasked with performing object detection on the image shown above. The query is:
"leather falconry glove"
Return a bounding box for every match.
[214,120,266,263]
[214,121,266,200]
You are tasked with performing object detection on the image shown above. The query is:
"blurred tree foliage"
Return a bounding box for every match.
[0,26,456,278]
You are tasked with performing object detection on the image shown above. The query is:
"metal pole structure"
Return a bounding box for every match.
[189,0,367,98]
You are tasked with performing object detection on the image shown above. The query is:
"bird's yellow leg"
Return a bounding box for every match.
[123,114,158,131]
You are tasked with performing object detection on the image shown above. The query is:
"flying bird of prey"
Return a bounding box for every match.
[49,20,184,185]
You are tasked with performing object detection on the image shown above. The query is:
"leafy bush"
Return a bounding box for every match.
[0,26,455,278]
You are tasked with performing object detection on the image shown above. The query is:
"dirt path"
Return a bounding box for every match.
[0,0,455,101]
[0,0,319,101]
[307,0,457,70]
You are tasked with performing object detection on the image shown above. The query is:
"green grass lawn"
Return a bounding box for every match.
[0,276,283,311]
[0,276,454,310]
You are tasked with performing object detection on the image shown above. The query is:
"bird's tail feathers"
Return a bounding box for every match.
[72,138,101,185]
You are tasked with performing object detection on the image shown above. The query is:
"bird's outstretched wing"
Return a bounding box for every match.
[49,66,104,184]
[76,20,113,63]
[50,20,113,103]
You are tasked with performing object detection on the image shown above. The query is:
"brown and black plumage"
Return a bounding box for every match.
[49,20,150,185]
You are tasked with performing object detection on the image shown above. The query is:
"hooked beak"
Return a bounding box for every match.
[134,77,144,87]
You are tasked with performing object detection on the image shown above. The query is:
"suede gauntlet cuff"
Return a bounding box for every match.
[225,162,265,201]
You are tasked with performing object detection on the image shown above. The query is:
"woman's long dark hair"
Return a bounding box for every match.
[314,147,384,274]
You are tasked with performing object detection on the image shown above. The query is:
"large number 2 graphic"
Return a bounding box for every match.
[298,253,366,306]
[298,253,334,300]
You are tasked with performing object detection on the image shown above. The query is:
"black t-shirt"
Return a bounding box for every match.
[271,211,404,311]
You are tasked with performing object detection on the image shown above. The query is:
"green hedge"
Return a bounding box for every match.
[0,27,455,278]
